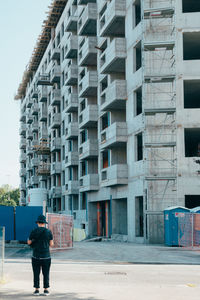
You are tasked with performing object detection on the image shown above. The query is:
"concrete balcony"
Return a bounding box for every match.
[20,110,26,122]
[37,163,50,176]
[50,65,61,83]
[27,145,33,156]
[20,182,26,191]
[79,105,98,128]
[66,180,79,195]
[79,70,97,97]
[31,122,39,133]
[65,35,78,59]
[79,139,98,160]
[65,64,78,86]
[51,162,62,174]
[19,168,26,177]
[31,103,39,115]
[51,89,61,106]
[100,38,126,74]
[51,113,61,128]
[36,74,52,86]
[38,86,48,102]
[26,112,33,124]
[101,80,127,111]
[39,105,47,122]
[65,14,78,32]
[78,0,96,4]
[26,179,32,188]
[101,164,128,187]
[65,122,79,139]
[51,137,61,152]
[99,0,125,37]
[78,3,97,36]
[79,174,99,192]
[26,98,33,109]
[65,94,78,112]
[65,152,79,167]
[100,122,127,149]
[19,123,26,136]
[31,157,39,167]
[79,37,97,66]
[20,138,26,149]
[26,130,33,140]
[39,127,48,140]
[31,88,38,99]
[31,176,39,185]
[31,121,39,132]
[50,186,62,198]
[51,47,60,61]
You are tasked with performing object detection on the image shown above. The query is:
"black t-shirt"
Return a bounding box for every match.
[29,227,53,259]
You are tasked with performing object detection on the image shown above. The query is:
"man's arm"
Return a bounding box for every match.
[49,240,54,247]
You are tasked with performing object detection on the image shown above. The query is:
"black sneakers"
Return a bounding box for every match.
[33,290,40,296]
[43,290,50,296]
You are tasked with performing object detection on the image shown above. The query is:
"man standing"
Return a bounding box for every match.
[28,215,54,296]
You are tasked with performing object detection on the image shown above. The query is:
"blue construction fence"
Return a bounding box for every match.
[0,206,43,241]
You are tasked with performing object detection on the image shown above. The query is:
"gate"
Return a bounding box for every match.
[178,213,200,247]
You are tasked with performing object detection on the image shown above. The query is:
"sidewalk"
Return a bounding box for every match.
[5,241,200,265]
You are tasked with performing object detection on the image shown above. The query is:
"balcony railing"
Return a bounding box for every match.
[100,122,127,149]
[65,122,79,139]
[65,152,79,167]
[65,64,78,86]
[65,35,78,59]
[51,89,61,106]
[79,36,97,66]
[66,180,79,195]
[79,174,99,191]
[36,74,52,86]
[100,38,126,74]
[79,105,98,128]
[38,86,48,102]
[99,0,126,37]
[65,94,78,112]
[50,65,61,83]
[78,3,97,36]
[51,162,62,174]
[79,70,98,97]
[51,113,61,128]
[79,139,98,160]
[101,80,127,111]
[37,163,51,176]
[101,164,128,186]
[51,137,61,152]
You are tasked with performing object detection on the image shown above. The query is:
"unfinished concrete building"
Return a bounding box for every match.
[17,0,200,243]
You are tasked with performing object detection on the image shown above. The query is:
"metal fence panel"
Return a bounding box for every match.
[47,213,73,250]
[15,206,43,241]
[0,206,14,240]
[178,213,200,248]
[0,227,5,281]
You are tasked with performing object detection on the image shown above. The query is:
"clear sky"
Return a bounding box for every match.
[0,0,50,188]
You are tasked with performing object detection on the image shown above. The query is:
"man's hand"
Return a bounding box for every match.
[49,240,54,247]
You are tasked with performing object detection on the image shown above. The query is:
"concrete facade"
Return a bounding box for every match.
[18,0,200,243]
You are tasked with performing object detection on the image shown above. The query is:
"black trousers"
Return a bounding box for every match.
[32,257,51,289]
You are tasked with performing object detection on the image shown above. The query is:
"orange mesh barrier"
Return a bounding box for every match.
[47,213,73,250]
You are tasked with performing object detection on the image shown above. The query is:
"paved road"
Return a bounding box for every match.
[4,241,200,264]
[1,260,200,300]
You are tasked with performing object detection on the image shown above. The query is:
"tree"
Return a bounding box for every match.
[0,185,20,207]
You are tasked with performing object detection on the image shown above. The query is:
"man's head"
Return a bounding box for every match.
[36,215,48,227]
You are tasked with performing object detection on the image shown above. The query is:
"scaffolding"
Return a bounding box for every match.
[142,0,177,243]
[15,0,67,100]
